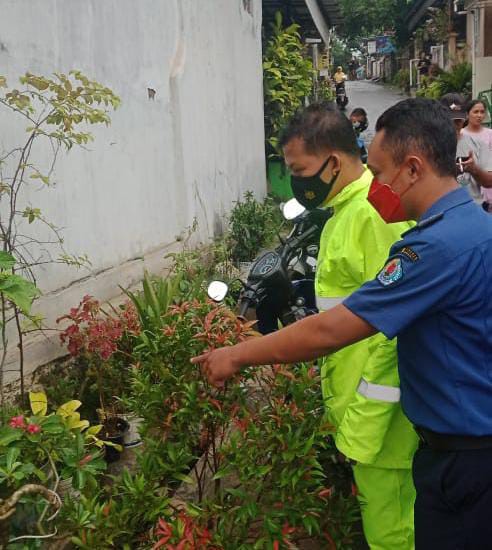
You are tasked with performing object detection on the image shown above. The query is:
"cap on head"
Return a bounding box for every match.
[337,66,342,71]
[440,93,466,121]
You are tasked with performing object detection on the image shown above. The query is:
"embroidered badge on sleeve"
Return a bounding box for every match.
[377,258,403,286]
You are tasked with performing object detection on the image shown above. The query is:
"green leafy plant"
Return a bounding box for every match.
[0,391,109,545]
[144,364,361,549]
[209,365,360,548]
[123,271,183,333]
[417,63,472,99]
[0,251,39,408]
[127,299,257,488]
[263,12,315,154]
[0,392,108,490]
[228,192,283,263]
[392,68,410,92]
[61,470,172,550]
[0,71,119,406]
[317,80,336,103]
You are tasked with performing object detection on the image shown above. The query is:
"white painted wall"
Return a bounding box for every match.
[0,0,266,382]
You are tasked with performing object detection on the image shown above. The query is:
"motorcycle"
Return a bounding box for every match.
[208,199,333,334]
[335,82,349,110]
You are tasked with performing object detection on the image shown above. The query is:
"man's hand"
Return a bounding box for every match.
[191,305,376,388]
[461,150,492,188]
[191,346,241,388]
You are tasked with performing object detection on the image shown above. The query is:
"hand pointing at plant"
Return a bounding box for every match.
[191,347,241,388]
[192,305,375,387]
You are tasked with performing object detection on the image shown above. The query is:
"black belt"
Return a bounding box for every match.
[415,427,492,451]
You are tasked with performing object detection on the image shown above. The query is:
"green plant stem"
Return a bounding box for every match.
[13,307,25,403]
[0,294,7,418]
[6,130,36,244]
[96,364,106,413]
[36,445,60,535]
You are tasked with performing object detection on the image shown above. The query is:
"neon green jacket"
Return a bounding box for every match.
[316,168,419,469]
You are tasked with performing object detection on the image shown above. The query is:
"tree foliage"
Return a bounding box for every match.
[263,12,314,155]
[338,0,410,42]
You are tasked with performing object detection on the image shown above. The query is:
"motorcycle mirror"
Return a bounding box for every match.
[282,198,306,220]
[207,280,229,302]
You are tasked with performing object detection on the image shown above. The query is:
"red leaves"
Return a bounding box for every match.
[273,524,297,550]
[162,326,176,338]
[57,296,139,361]
[324,530,337,550]
[78,454,93,467]
[232,416,250,434]
[208,398,222,412]
[153,513,216,550]
[153,518,172,549]
[318,487,333,500]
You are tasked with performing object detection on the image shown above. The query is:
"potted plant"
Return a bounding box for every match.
[57,296,141,458]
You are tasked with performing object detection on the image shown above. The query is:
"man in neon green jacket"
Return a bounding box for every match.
[279,104,419,549]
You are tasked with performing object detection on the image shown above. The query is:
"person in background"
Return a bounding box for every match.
[333,66,347,87]
[356,65,365,80]
[440,93,492,206]
[417,52,430,79]
[462,99,492,148]
[462,99,492,210]
[348,59,357,80]
[350,108,369,163]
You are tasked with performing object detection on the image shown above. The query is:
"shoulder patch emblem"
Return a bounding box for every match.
[399,247,419,262]
[377,258,403,286]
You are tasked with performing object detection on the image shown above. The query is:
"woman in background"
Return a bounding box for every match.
[462,99,492,210]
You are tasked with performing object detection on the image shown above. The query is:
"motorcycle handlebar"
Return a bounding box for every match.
[238,298,250,319]
[280,224,319,262]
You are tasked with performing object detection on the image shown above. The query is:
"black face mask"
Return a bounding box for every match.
[290,156,339,210]
[352,120,368,136]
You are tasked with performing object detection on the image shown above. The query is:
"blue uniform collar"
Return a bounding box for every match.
[419,187,472,221]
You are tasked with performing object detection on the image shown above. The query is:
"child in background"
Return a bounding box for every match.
[350,108,369,164]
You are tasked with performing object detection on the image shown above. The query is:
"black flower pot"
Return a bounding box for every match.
[102,417,129,463]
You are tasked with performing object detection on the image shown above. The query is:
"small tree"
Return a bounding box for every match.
[0,71,120,408]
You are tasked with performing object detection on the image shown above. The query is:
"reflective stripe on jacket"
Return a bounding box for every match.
[316,167,418,468]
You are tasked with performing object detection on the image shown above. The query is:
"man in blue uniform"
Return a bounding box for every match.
[193,98,492,549]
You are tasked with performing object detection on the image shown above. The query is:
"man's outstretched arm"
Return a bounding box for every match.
[191,304,377,387]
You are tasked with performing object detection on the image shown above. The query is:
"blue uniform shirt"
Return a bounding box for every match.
[344,188,492,435]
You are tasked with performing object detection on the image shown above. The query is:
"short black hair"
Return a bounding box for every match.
[375,98,456,177]
[466,99,487,114]
[279,102,360,157]
[350,108,367,119]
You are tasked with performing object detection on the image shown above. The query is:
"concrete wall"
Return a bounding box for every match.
[467,1,492,96]
[0,0,266,382]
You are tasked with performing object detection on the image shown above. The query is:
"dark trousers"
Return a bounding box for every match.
[413,446,492,549]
